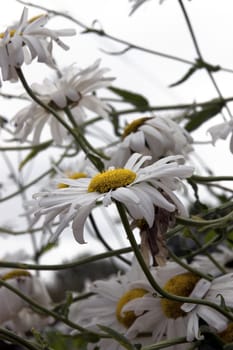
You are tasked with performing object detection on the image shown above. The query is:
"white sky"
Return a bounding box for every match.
[0,0,233,267]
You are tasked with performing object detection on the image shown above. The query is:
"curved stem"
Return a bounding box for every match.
[89,213,131,266]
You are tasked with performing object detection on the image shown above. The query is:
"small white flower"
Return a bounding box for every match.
[33,153,193,243]
[123,262,233,347]
[13,60,113,144]
[108,115,193,167]
[208,119,233,153]
[0,270,52,332]
[0,7,76,84]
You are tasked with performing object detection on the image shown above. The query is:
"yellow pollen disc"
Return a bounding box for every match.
[57,172,87,188]
[218,323,233,344]
[122,117,150,139]
[1,269,31,281]
[88,168,136,193]
[161,272,200,319]
[116,288,147,328]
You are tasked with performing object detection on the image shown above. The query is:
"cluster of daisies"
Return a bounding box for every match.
[69,257,233,350]
[0,4,233,350]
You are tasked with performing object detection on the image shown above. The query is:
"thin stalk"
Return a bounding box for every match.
[0,327,40,350]
[178,0,233,119]
[89,213,131,266]
[0,246,133,270]
[141,336,188,350]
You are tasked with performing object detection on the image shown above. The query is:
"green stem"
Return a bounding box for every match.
[187,230,227,274]
[64,106,109,163]
[176,210,233,228]
[177,0,233,119]
[192,175,233,182]
[110,96,233,117]
[0,246,132,270]
[0,327,40,350]
[0,146,67,203]
[167,248,213,281]
[141,336,188,350]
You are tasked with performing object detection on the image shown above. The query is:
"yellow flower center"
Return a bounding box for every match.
[0,14,44,39]
[218,323,233,344]
[88,168,136,193]
[160,272,200,319]
[57,172,87,188]
[1,269,31,281]
[116,288,147,328]
[122,117,149,139]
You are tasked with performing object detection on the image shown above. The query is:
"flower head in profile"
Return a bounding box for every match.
[208,119,233,154]
[0,7,76,84]
[107,116,193,167]
[123,262,233,348]
[13,60,113,144]
[33,153,193,243]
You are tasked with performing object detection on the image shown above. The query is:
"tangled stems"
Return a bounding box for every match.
[115,201,233,322]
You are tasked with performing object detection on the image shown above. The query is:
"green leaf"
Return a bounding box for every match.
[109,86,149,108]
[169,65,198,87]
[185,102,224,132]
[19,140,52,170]
[98,325,135,350]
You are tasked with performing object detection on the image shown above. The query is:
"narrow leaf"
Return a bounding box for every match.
[109,86,149,108]
[185,103,223,132]
[169,65,198,87]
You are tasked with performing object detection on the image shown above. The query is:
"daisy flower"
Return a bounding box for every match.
[0,7,76,84]
[32,153,193,243]
[69,260,153,350]
[208,119,233,154]
[123,262,233,349]
[13,60,113,144]
[0,269,52,332]
[107,115,193,167]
